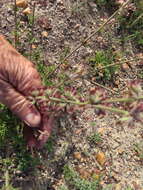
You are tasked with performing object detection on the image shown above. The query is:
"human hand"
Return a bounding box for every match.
[0,35,52,148]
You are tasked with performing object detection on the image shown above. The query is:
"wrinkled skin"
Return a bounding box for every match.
[0,35,53,148]
[23,115,54,149]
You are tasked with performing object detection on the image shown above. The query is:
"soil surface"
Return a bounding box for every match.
[0,0,143,190]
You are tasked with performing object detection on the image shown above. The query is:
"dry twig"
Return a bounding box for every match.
[48,0,131,77]
[29,2,36,60]
[91,81,119,94]
[14,0,18,48]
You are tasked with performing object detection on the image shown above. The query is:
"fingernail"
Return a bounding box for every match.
[24,113,41,127]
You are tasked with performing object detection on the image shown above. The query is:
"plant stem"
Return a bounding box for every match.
[5,170,9,189]
[48,0,131,77]
[130,13,143,27]
[93,58,142,71]
[49,97,89,105]
[37,92,143,105]
[14,0,18,48]
[63,0,131,62]
[91,81,119,94]
[49,97,129,115]
[93,105,129,115]
[103,96,143,103]
[29,2,36,60]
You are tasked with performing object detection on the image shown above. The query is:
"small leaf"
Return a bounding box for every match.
[119,117,131,121]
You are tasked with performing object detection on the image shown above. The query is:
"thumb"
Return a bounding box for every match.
[0,81,41,127]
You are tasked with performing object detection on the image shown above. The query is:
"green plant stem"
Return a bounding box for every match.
[93,58,142,71]
[49,97,129,115]
[35,93,143,116]
[49,97,89,105]
[47,96,136,115]
[103,96,143,103]
[38,94,143,105]
[93,105,129,115]
[130,13,143,27]
[5,170,9,189]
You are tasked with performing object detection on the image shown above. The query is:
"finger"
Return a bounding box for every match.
[36,115,54,149]
[23,114,54,149]
[0,35,43,126]
[23,124,38,148]
[0,80,41,127]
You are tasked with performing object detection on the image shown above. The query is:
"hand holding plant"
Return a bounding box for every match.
[0,35,53,149]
